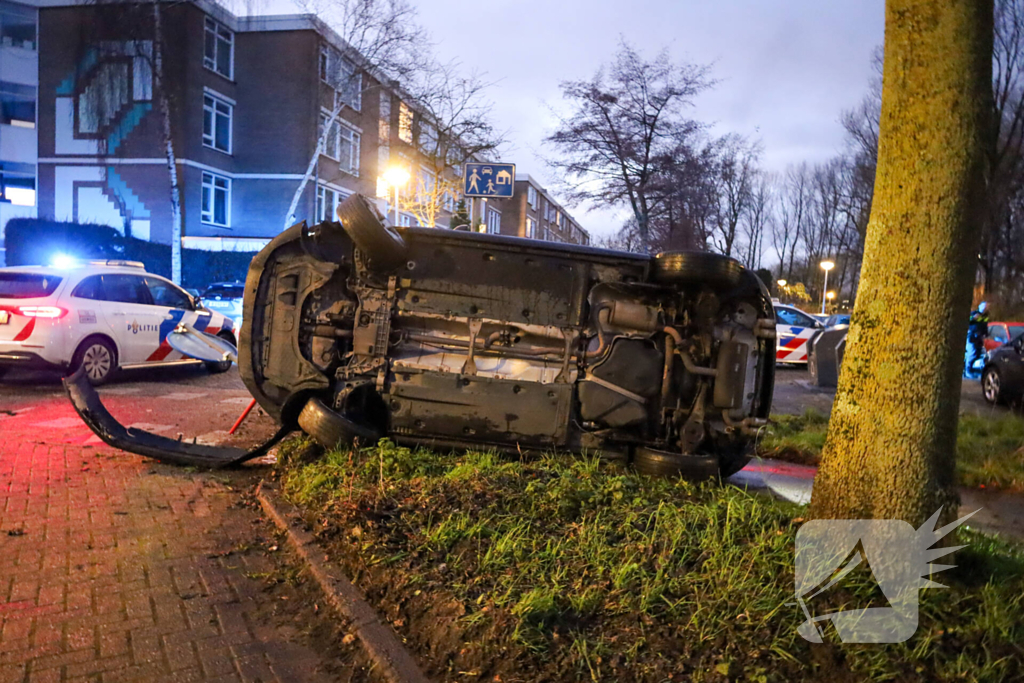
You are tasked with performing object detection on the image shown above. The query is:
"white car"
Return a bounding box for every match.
[0,261,237,385]
[773,303,824,364]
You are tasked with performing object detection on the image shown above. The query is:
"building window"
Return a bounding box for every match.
[398,101,413,143]
[203,17,233,79]
[319,44,330,82]
[202,93,232,153]
[318,112,340,159]
[0,162,35,207]
[0,81,35,128]
[338,122,360,175]
[486,207,501,235]
[316,185,338,223]
[379,92,391,142]
[419,122,437,154]
[525,217,535,239]
[527,185,537,209]
[399,214,412,227]
[337,57,361,110]
[201,171,230,226]
[443,191,454,212]
[0,2,36,51]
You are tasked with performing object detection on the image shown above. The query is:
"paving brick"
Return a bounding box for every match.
[0,408,338,683]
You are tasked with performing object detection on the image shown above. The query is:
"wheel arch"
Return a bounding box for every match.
[73,332,121,368]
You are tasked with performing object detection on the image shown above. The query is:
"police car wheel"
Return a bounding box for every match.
[651,251,744,289]
[982,367,1003,405]
[204,332,235,374]
[633,447,719,479]
[73,337,117,386]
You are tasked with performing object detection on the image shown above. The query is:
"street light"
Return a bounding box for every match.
[826,290,836,312]
[777,279,787,288]
[819,260,835,315]
[381,165,411,226]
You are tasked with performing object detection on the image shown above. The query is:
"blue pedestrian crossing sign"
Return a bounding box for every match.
[464,163,516,198]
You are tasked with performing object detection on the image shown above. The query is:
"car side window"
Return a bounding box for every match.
[991,325,1008,342]
[145,277,192,310]
[100,275,151,305]
[775,308,813,327]
[71,275,104,300]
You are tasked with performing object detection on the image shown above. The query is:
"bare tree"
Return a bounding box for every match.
[708,134,761,258]
[545,40,712,252]
[741,171,774,269]
[397,61,503,228]
[283,0,428,228]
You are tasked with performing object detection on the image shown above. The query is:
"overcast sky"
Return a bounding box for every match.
[272,0,886,238]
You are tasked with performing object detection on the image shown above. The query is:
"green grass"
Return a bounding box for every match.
[277,439,1024,682]
[759,409,1024,490]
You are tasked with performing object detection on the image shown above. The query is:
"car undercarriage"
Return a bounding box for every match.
[67,194,776,478]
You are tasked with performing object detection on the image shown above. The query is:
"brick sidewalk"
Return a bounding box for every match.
[0,425,340,683]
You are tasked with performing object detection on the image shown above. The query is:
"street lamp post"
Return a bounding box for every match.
[381,166,411,226]
[826,291,836,313]
[820,260,835,315]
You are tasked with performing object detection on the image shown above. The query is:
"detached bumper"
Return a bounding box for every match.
[63,367,290,468]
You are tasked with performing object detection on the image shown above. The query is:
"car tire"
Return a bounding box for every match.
[72,337,117,386]
[0,366,8,381]
[651,251,744,289]
[982,366,1004,405]
[719,447,753,478]
[204,332,235,374]
[633,446,720,479]
[298,397,381,450]
[336,194,408,272]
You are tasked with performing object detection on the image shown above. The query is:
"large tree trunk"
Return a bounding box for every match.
[810,0,992,524]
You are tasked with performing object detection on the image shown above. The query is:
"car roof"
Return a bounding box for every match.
[0,264,158,278]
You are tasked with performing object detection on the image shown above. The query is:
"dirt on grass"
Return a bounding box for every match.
[273,439,1024,683]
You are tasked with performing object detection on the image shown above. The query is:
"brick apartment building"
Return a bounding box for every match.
[0,0,38,265]
[494,174,589,245]
[6,0,588,273]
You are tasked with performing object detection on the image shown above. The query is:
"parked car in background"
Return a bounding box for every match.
[825,313,851,328]
[984,321,1024,352]
[773,303,824,364]
[982,333,1024,404]
[0,261,236,385]
[201,282,245,328]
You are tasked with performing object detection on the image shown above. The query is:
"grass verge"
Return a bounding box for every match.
[276,439,1024,682]
[759,409,1024,490]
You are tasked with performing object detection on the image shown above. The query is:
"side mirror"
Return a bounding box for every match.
[191,295,203,311]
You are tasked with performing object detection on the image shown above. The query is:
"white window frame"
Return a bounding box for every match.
[316,184,339,223]
[336,57,362,111]
[337,120,361,175]
[203,92,233,154]
[399,213,413,227]
[486,207,501,235]
[203,17,234,80]
[318,111,340,160]
[527,185,538,209]
[398,101,413,143]
[201,171,231,227]
[525,217,535,239]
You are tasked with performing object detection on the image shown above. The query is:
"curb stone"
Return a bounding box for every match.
[256,481,431,683]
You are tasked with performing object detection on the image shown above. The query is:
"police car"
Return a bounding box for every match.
[773,303,824,364]
[0,261,236,385]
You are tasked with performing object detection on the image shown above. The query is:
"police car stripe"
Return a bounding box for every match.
[12,318,35,342]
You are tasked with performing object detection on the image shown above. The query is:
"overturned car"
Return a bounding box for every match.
[68,194,776,477]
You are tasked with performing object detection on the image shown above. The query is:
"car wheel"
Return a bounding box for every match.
[651,251,744,289]
[336,194,408,272]
[204,332,235,374]
[0,366,8,381]
[73,337,117,386]
[982,366,1004,405]
[718,446,753,478]
[297,397,381,450]
[633,446,719,479]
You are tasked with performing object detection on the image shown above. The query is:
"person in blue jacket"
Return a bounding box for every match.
[965,301,990,378]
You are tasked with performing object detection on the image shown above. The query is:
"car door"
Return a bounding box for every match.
[97,274,164,365]
[142,276,204,362]
[774,306,820,363]
[985,324,1008,352]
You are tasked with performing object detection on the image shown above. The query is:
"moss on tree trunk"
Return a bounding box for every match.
[810,0,993,524]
